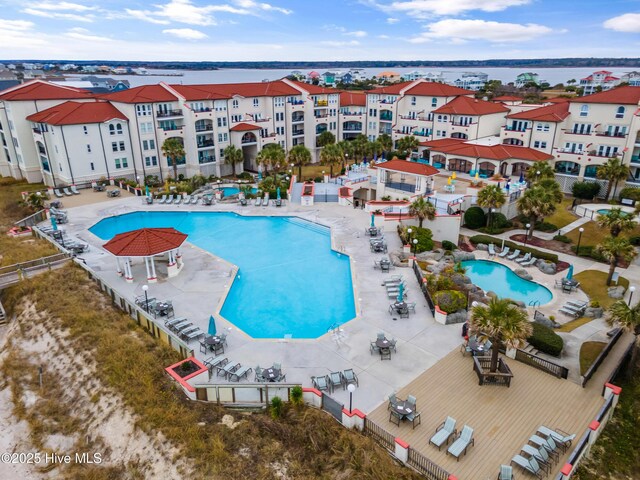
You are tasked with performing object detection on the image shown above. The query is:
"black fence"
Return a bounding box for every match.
[363,418,395,452]
[321,393,344,421]
[595,394,615,424]
[602,339,635,396]
[407,448,450,480]
[514,348,569,379]
[412,261,435,315]
[582,328,623,387]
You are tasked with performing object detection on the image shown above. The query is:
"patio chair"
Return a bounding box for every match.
[389,410,402,426]
[429,416,457,450]
[387,393,397,410]
[63,187,73,196]
[183,195,192,204]
[447,425,475,461]
[529,435,560,462]
[312,375,330,392]
[388,339,397,353]
[377,332,385,340]
[255,366,265,382]
[480,340,493,356]
[511,454,545,479]
[166,194,175,204]
[498,465,514,480]
[254,197,262,206]
[70,185,81,195]
[343,368,358,387]
[460,342,472,356]
[190,195,199,204]
[158,195,167,204]
[240,198,248,206]
[507,249,521,260]
[229,365,253,382]
[54,189,64,198]
[488,243,496,257]
[370,342,380,355]
[406,302,416,313]
[407,395,417,409]
[516,252,532,264]
[273,362,281,371]
[498,247,510,258]
[218,362,240,378]
[406,411,421,429]
[174,195,183,205]
[380,347,391,360]
[199,341,207,354]
[263,193,269,206]
[537,426,576,453]
[521,256,538,267]
[521,445,552,473]
[219,333,228,346]
[328,371,345,392]
[213,343,224,355]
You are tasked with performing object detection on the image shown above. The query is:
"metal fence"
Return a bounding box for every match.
[14,209,48,227]
[514,348,569,379]
[412,261,435,315]
[322,392,344,421]
[191,383,299,406]
[581,328,623,387]
[407,448,450,480]
[313,194,339,203]
[363,418,395,452]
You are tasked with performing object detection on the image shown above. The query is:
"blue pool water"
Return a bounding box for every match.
[217,187,257,196]
[90,212,355,338]
[461,260,553,305]
[597,208,631,217]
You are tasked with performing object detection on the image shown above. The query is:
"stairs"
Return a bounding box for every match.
[0,301,6,326]
[521,342,539,356]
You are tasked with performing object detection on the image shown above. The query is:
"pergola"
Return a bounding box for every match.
[103,227,188,283]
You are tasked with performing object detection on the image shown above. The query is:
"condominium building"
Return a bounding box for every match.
[579,70,620,95]
[452,72,489,91]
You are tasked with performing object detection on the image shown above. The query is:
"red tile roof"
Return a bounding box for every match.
[26,101,127,125]
[290,81,338,95]
[172,80,301,100]
[432,96,508,116]
[572,86,640,105]
[368,80,473,97]
[100,84,179,103]
[507,102,570,122]
[0,79,92,101]
[339,91,366,106]
[103,228,188,257]
[428,142,553,162]
[419,138,466,148]
[374,159,439,176]
[230,122,261,131]
[493,95,523,102]
[546,97,571,103]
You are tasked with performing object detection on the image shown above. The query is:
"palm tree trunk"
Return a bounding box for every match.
[232,162,236,177]
[418,217,424,228]
[605,182,612,201]
[528,215,538,239]
[298,164,302,179]
[490,338,499,373]
[172,159,178,180]
[607,258,617,286]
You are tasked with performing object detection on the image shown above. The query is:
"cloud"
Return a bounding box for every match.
[320,40,360,47]
[386,17,399,24]
[123,9,171,25]
[0,19,35,31]
[378,34,390,39]
[233,0,292,15]
[22,8,95,22]
[163,28,209,40]
[64,27,111,41]
[603,13,640,33]
[409,19,554,43]
[389,0,530,15]
[345,30,367,37]
[29,1,96,11]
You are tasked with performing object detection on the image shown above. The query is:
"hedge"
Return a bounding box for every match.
[433,290,467,314]
[527,322,564,357]
[469,235,559,263]
[572,181,601,200]
[619,187,640,201]
[442,240,458,251]
[464,206,486,229]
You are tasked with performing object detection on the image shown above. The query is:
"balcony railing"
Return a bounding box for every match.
[192,107,212,113]
[292,115,304,123]
[292,130,305,137]
[195,125,213,132]
[631,155,640,164]
[380,99,396,104]
[384,181,417,193]
[32,127,43,134]
[504,126,528,132]
[563,129,592,135]
[198,156,216,164]
[380,114,393,121]
[412,131,430,137]
[451,121,475,127]
[314,100,328,107]
[314,113,329,119]
[343,126,362,131]
[595,131,627,138]
[341,112,364,116]
[287,99,305,105]
[156,109,183,118]
[197,140,215,148]
[159,125,184,132]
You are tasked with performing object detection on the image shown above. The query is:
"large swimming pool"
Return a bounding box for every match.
[217,187,257,196]
[461,260,553,305]
[90,212,355,338]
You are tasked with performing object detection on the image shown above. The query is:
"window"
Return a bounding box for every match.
[119,141,125,151]
[136,105,151,116]
[232,99,239,109]
[431,97,437,107]
[142,140,155,150]
[231,115,242,123]
[140,122,153,134]
[253,98,259,107]
[276,112,284,122]
[274,97,284,107]
[217,117,227,127]
[218,133,228,142]
[86,144,91,153]
[276,126,284,135]
[411,96,416,106]
[536,123,550,132]
[616,106,625,118]
[533,141,547,149]
[260,128,268,138]
[115,158,121,169]
[112,142,118,152]
[90,162,94,171]
[580,105,589,117]
[220,148,225,158]
[83,126,88,135]
[145,156,158,166]
[369,109,377,117]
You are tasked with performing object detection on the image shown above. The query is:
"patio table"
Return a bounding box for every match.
[262,367,281,382]
[376,338,392,349]
[468,339,486,356]
[205,336,222,346]
[391,401,414,420]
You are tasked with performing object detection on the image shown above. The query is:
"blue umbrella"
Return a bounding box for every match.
[208,315,217,335]
[51,215,58,231]
[374,153,378,161]
[566,264,573,280]
[397,283,404,303]
[519,172,524,183]
[371,213,375,228]
[276,187,281,200]
[257,170,263,180]
[145,185,150,197]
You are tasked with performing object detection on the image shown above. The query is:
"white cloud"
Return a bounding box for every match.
[378,34,390,39]
[64,27,111,41]
[163,28,209,40]
[22,8,95,22]
[386,17,399,24]
[384,0,530,16]
[123,9,171,25]
[29,1,96,11]
[409,19,554,43]
[345,30,367,37]
[320,40,360,47]
[0,19,35,31]
[603,13,640,33]
[233,0,292,15]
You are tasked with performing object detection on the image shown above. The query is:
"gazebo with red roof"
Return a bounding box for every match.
[102,227,188,283]
[371,159,440,199]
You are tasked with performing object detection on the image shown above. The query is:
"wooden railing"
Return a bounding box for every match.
[363,418,395,452]
[473,356,513,387]
[581,328,623,387]
[14,209,47,227]
[514,348,569,379]
[407,448,450,480]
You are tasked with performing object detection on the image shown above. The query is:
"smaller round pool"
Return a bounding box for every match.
[217,187,257,196]
[596,208,632,217]
[461,260,553,305]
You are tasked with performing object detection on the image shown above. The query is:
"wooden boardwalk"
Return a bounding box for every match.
[368,348,610,480]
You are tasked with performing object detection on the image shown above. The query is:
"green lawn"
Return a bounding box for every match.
[572,270,629,309]
[565,220,640,248]
[557,316,595,333]
[579,341,607,375]
[546,197,579,230]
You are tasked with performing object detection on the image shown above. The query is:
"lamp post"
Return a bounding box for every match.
[413,238,418,256]
[142,285,149,313]
[524,223,531,247]
[407,228,412,248]
[629,286,636,306]
[347,383,356,413]
[576,227,584,256]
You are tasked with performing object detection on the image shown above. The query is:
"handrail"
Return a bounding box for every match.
[581,328,623,387]
[14,209,47,227]
[514,348,569,379]
[0,252,71,276]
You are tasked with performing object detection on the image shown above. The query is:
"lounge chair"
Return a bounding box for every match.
[229,365,253,382]
[54,189,64,198]
[263,193,269,206]
[522,444,552,473]
[511,454,545,479]
[498,465,514,480]
[406,411,421,429]
[537,426,576,453]
[183,195,192,204]
[218,362,240,378]
[190,195,199,204]
[157,195,167,204]
[203,355,228,374]
[488,243,496,256]
[63,187,73,196]
[429,416,457,450]
[254,196,262,206]
[343,368,358,387]
[240,198,248,206]
[516,252,532,264]
[164,316,186,328]
[312,375,330,392]
[521,256,538,267]
[387,393,397,410]
[507,249,521,260]
[328,371,344,392]
[275,198,282,207]
[382,275,403,284]
[174,195,183,205]
[529,435,560,462]
[447,425,474,460]
[70,185,81,195]
[498,247,510,258]
[185,328,204,342]
[165,194,174,204]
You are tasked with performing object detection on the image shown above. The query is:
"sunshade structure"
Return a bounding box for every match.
[103,227,188,283]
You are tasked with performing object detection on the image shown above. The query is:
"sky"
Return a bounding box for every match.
[0,0,639,61]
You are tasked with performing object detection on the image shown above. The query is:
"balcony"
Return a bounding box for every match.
[159,125,184,132]
[197,140,215,149]
[314,100,328,107]
[563,129,592,136]
[156,109,183,118]
[384,181,416,193]
[288,99,305,105]
[292,114,304,123]
[292,129,305,137]
[380,99,396,104]
[343,126,362,132]
[314,113,329,119]
[192,107,212,113]
[380,113,393,122]
[503,126,528,132]
[412,130,430,137]
[32,127,43,135]
[198,155,216,164]
[595,131,627,138]
[195,125,213,132]
[452,121,475,127]
[632,155,640,164]
[341,111,364,116]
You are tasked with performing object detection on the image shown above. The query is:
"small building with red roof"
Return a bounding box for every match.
[431,96,509,141]
[371,158,440,200]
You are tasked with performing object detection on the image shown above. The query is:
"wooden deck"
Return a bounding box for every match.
[368,348,610,480]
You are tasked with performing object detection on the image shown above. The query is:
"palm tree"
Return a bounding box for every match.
[320,143,343,177]
[597,208,638,237]
[257,143,285,176]
[337,140,354,170]
[396,136,419,158]
[351,134,369,163]
[408,197,436,228]
[223,145,244,177]
[470,298,532,373]
[161,138,185,180]
[316,131,335,148]
[517,183,562,238]
[596,236,637,285]
[288,144,312,179]
[369,139,384,160]
[524,160,555,184]
[597,157,630,200]
[607,301,640,361]
[477,184,506,229]
[378,133,393,155]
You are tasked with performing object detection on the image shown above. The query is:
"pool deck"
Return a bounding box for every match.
[60,196,462,413]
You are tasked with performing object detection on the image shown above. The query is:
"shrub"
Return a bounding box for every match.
[433,290,467,314]
[381,195,391,201]
[270,396,284,419]
[618,187,640,201]
[535,222,558,232]
[237,172,253,180]
[553,234,571,243]
[290,386,303,407]
[492,212,511,229]
[442,240,458,251]
[314,176,324,183]
[527,322,564,356]
[398,225,434,252]
[464,206,486,229]
[469,235,559,263]
[572,181,601,200]
[589,300,600,308]
[629,235,640,246]
[571,245,607,262]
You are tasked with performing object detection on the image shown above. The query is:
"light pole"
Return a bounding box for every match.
[142,285,149,313]
[524,223,531,247]
[407,228,412,248]
[347,383,356,413]
[576,227,584,256]
[412,238,418,256]
[629,286,636,306]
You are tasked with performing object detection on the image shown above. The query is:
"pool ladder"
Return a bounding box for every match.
[528,300,541,308]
